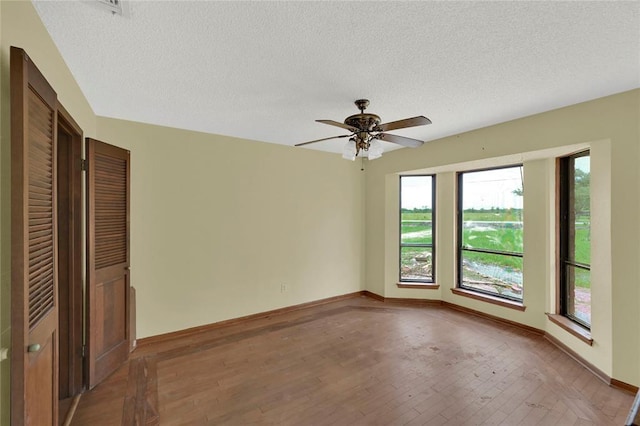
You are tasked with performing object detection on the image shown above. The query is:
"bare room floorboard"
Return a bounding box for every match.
[69,295,634,425]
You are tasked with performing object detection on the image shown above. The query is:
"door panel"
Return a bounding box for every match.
[25,330,55,425]
[11,46,59,425]
[96,271,127,354]
[87,138,130,389]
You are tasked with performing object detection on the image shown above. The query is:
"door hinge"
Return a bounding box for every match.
[80,159,88,171]
[81,345,86,358]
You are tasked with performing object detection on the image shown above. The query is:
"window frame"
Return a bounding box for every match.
[399,174,436,283]
[558,150,591,330]
[456,164,524,302]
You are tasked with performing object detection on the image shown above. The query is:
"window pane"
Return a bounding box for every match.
[571,156,590,265]
[401,247,433,281]
[461,250,523,300]
[565,265,591,327]
[401,176,433,245]
[559,151,591,329]
[461,167,523,253]
[461,222,523,253]
[400,175,435,283]
[401,220,432,245]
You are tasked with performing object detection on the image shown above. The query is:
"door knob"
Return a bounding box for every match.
[27,343,41,353]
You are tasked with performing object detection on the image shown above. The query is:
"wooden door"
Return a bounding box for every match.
[86,138,131,389]
[10,46,59,425]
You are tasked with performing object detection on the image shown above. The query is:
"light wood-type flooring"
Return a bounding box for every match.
[65,295,634,425]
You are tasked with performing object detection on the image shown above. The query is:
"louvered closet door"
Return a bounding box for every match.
[86,138,131,389]
[10,47,59,425]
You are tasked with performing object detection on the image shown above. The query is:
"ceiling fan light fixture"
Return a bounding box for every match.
[367,138,383,160]
[295,99,431,161]
[342,139,357,161]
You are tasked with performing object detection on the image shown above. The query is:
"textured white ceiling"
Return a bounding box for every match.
[33,1,640,154]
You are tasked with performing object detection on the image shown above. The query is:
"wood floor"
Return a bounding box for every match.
[68,295,634,425]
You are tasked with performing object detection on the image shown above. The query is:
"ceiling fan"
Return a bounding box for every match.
[295,99,431,161]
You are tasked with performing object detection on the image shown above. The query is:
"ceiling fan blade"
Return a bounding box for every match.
[375,116,432,132]
[316,119,358,132]
[295,134,350,147]
[377,133,424,148]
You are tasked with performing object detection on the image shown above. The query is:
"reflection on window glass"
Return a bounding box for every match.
[401,247,433,281]
[461,251,523,299]
[458,166,524,301]
[566,266,591,326]
[400,176,434,282]
[560,152,590,328]
[571,156,591,265]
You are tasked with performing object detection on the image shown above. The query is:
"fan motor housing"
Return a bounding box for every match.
[344,113,381,131]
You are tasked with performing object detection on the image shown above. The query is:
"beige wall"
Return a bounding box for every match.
[0,4,5,425]
[96,118,365,338]
[365,89,640,386]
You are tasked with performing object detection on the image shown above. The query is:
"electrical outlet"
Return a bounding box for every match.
[280,284,287,293]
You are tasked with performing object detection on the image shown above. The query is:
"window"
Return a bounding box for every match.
[558,151,591,329]
[457,166,524,301]
[400,175,435,282]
